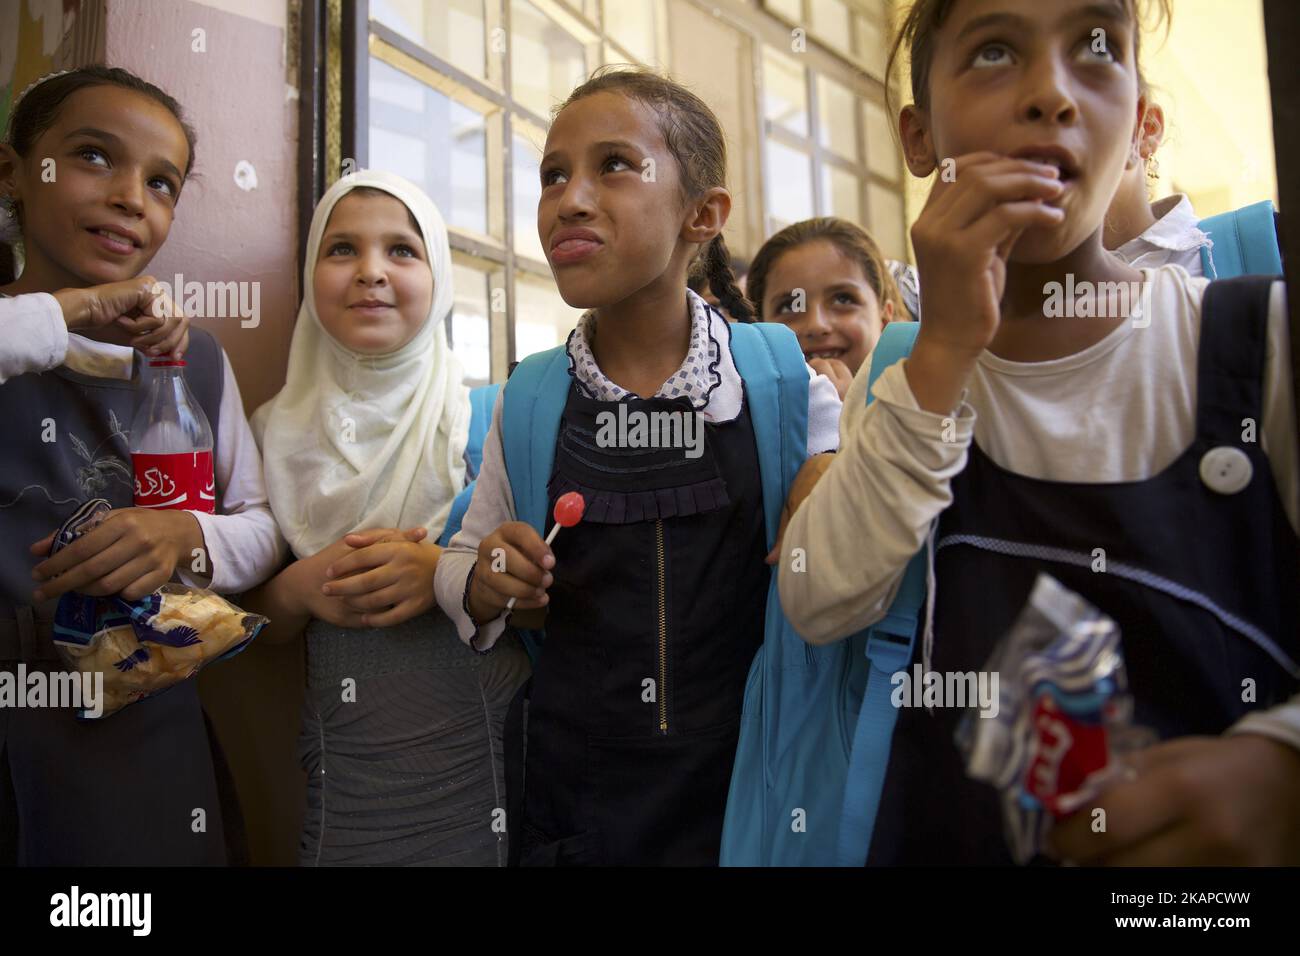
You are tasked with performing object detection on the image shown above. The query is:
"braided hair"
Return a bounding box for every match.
[556,67,754,321]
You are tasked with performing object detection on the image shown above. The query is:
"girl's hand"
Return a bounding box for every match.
[808,357,853,400]
[53,276,190,358]
[906,153,1064,413]
[1047,734,1300,865]
[323,531,442,628]
[30,507,204,602]
[468,522,554,623]
[766,453,836,565]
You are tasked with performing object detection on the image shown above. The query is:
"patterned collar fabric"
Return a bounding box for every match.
[565,288,741,422]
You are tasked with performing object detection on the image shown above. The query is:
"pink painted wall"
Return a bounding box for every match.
[106,0,304,866]
[106,0,297,416]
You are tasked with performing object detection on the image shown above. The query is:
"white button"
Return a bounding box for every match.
[1199,446,1253,495]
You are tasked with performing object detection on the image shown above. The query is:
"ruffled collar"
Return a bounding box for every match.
[564,288,742,423]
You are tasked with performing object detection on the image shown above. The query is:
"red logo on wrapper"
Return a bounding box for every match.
[132,451,215,513]
[1023,693,1110,816]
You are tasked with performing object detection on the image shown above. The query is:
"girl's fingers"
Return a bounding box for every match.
[941,170,1063,232]
[33,536,134,600]
[476,563,548,604]
[77,555,157,599]
[964,201,1066,253]
[326,543,398,579]
[484,540,549,589]
[342,582,405,611]
[118,567,172,602]
[322,564,392,596]
[29,532,55,557]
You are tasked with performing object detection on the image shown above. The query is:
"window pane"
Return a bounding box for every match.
[820,165,861,220]
[863,99,900,181]
[763,49,808,138]
[514,277,583,362]
[854,12,887,80]
[512,124,547,262]
[766,140,814,228]
[809,0,852,55]
[868,183,907,260]
[603,0,656,65]
[511,0,588,119]
[372,0,487,79]
[369,58,489,236]
[449,263,492,385]
[816,75,857,161]
[763,0,802,21]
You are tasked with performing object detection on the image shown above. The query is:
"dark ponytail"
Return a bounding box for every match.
[703,234,753,322]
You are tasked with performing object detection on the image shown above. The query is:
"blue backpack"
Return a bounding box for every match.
[1198,200,1283,279]
[494,322,816,670]
[719,320,924,866]
[437,382,501,547]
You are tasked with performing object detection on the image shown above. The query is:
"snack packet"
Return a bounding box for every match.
[48,499,267,718]
[957,573,1154,863]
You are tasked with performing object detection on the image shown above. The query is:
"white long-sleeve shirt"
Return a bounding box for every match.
[778,265,1300,752]
[0,291,287,594]
[434,303,844,651]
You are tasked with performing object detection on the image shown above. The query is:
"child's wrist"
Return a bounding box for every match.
[906,334,979,414]
[52,288,90,330]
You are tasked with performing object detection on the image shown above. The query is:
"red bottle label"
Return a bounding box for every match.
[1023,692,1110,816]
[132,451,216,513]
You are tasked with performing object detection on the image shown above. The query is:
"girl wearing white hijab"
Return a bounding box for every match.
[248,170,529,866]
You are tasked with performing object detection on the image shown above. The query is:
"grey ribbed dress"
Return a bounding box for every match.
[297,608,529,866]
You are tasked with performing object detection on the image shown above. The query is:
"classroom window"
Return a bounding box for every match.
[368,56,491,238]
[511,0,589,119]
[512,121,547,264]
[763,48,809,138]
[809,0,853,57]
[514,275,583,360]
[352,0,909,380]
[766,139,815,228]
[450,259,493,385]
[817,74,858,162]
[602,0,658,66]
[863,98,900,182]
[371,0,487,79]
[821,164,862,221]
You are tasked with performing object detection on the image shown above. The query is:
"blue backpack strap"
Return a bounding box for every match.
[836,321,927,865]
[466,382,501,477]
[1198,200,1283,280]
[726,322,809,543]
[499,346,571,662]
[436,382,504,547]
[501,347,571,534]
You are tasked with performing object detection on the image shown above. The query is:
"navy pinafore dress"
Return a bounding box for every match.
[867,277,1300,865]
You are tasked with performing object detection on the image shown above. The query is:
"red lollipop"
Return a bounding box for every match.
[506,491,586,611]
[551,491,586,531]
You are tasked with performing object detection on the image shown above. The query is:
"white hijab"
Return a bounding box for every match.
[255,170,468,559]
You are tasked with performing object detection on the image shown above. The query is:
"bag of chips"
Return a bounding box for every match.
[957,573,1155,863]
[48,499,267,718]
